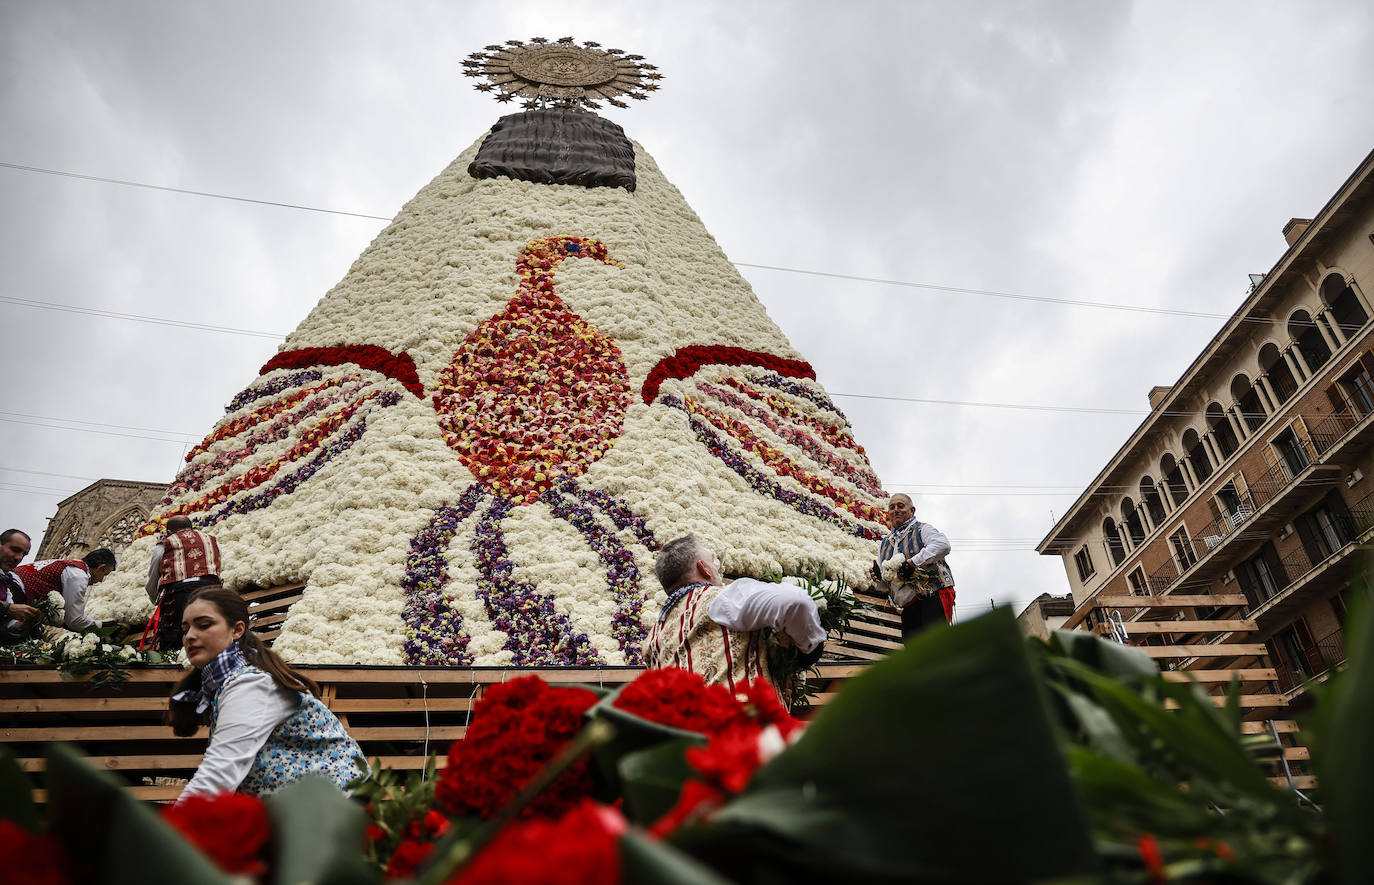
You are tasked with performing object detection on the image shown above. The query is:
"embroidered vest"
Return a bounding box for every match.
[211,662,363,797]
[641,584,772,694]
[14,559,87,597]
[158,530,222,587]
[877,520,954,589]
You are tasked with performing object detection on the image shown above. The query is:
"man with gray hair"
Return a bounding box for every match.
[871,493,954,639]
[641,535,826,695]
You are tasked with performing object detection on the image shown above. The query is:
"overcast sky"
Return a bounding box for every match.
[3,1,1373,619]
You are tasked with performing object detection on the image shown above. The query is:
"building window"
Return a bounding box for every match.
[1236,542,1287,608]
[1272,428,1310,478]
[1183,428,1213,482]
[1207,402,1239,457]
[1161,453,1189,506]
[1339,360,1374,417]
[1121,498,1146,545]
[1073,546,1096,583]
[1295,490,1356,561]
[1324,276,1369,338]
[1127,567,1148,596]
[1169,527,1196,572]
[1290,310,1332,372]
[1141,477,1167,524]
[1259,342,1298,404]
[1102,517,1126,567]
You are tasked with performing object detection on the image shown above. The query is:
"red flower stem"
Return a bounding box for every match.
[415,718,617,885]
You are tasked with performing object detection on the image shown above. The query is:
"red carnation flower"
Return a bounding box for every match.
[436,676,598,820]
[387,839,437,880]
[613,669,752,736]
[450,800,626,885]
[0,821,70,885]
[163,792,272,876]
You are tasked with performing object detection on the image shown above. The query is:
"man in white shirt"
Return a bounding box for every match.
[0,529,36,644]
[871,494,954,639]
[640,535,826,694]
[15,547,119,633]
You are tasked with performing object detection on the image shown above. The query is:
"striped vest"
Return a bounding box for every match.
[641,583,772,693]
[158,530,222,587]
[14,559,87,597]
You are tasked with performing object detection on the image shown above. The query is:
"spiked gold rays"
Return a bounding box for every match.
[463,37,662,110]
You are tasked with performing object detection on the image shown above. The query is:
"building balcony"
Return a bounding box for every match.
[1274,627,1348,696]
[1243,491,1374,626]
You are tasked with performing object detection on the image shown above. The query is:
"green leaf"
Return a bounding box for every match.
[619,829,734,884]
[1310,570,1374,885]
[265,775,378,885]
[682,609,1097,882]
[0,747,40,830]
[44,743,233,885]
[1044,628,1160,685]
[617,739,697,825]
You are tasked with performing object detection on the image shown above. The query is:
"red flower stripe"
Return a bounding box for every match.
[154,391,388,525]
[640,345,815,405]
[719,376,868,458]
[186,375,360,461]
[683,396,886,526]
[260,344,424,399]
[695,380,884,496]
[170,377,365,496]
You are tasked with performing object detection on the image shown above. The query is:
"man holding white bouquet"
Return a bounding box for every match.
[871,494,954,640]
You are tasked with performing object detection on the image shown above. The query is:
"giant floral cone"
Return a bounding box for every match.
[91,73,890,665]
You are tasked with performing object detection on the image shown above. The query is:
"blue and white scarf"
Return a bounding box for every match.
[657,581,710,625]
[171,643,248,714]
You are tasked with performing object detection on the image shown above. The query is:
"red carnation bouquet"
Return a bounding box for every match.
[451,799,626,885]
[162,792,272,877]
[435,675,600,820]
[612,668,804,740]
[0,820,70,885]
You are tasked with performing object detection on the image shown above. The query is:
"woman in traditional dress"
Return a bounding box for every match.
[168,587,362,801]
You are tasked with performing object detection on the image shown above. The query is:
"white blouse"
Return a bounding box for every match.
[178,670,299,801]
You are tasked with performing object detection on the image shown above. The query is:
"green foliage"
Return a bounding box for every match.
[0,747,40,831]
[761,561,869,708]
[0,628,168,691]
[43,743,234,885]
[265,775,378,885]
[677,608,1098,883]
[349,754,439,872]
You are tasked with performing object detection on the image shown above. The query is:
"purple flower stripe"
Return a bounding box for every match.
[746,370,844,417]
[541,482,646,663]
[471,495,604,666]
[195,390,403,528]
[225,369,323,413]
[402,483,487,666]
[696,380,884,496]
[554,476,660,551]
[661,395,880,541]
[171,377,366,497]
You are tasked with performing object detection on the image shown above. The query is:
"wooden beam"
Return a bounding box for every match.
[18,753,449,773]
[1241,720,1298,734]
[1100,620,1257,634]
[1269,776,1317,789]
[6,696,172,713]
[1161,669,1278,683]
[0,725,206,740]
[1132,643,1267,658]
[1088,595,1250,608]
[329,698,474,713]
[1165,695,1284,709]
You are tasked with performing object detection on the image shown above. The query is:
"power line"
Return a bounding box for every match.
[0,410,194,438]
[3,159,1265,323]
[0,295,286,340]
[734,262,1246,322]
[0,161,392,221]
[0,416,191,444]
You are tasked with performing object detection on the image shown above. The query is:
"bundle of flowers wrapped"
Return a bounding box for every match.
[7,607,1362,884]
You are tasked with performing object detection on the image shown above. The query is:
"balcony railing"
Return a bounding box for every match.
[1240,488,1374,610]
[1274,627,1349,693]
[1129,394,1374,599]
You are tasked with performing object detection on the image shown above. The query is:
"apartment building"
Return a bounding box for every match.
[1038,149,1374,729]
